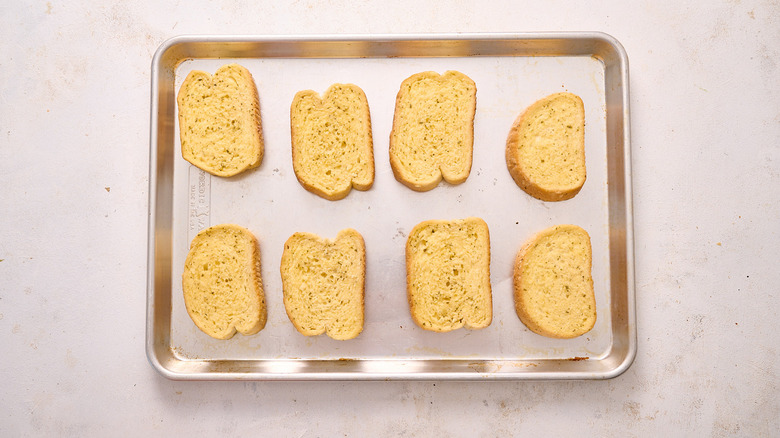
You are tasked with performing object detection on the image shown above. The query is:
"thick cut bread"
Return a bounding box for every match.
[280,229,365,340]
[505,92,586,201]
[177,63,264,177]
[389,71,477,191]
[514,225,596,339]
[406,217,492,332]
[182,224,266,340]
[290,84,374,200]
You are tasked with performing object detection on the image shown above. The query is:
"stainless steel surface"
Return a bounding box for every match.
[147,33,635,380]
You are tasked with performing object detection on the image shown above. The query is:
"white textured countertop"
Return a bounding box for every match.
[1,1,778,435]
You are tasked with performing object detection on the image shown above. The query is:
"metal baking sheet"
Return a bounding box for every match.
[147,33,635,380]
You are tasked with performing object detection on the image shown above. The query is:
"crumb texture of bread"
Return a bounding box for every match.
[182,224,266,340]
[389,71,476,191]
[514,224,596,339]
[506,92,586,201]
[280,229,365,340]
[290,84,374,200]
[177,63,264,177]
[406,217,492,332]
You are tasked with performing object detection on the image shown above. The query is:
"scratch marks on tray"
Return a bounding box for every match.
[589,69,605,97]
[404,345,452,357]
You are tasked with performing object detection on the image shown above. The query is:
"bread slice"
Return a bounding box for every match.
[389,71,477,191]
[280,229,365,340]
[406,217,492,332]
[182,224,266,340]
[505,92,586,201]
[513,224,596,339]
[177,63,264,177]
[290,84,374,200]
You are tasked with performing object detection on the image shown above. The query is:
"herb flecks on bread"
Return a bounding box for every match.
[389,71,476,191]
[506,92,585,201]
[182,224,266,340]
[177,63,264,177]
[280,229,366,340]
[406,217,492,332]
[514,224,596,339]
[290,83,374,201]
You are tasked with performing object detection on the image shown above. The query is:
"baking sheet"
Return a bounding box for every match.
[147,33,635,379]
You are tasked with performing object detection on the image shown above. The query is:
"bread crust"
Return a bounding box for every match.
[182,224,266,340]
[505,92,585,201]
[405,217,492,332]
[389,71,476,191]
[513,224,596,339]
[280,229,366,340]
[290,84,374,201]
[177,64,264,177]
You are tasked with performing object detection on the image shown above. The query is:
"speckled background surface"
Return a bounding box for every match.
[1,1,778,435]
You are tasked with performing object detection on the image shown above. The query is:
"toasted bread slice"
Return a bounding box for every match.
[406,217,492,332]
[514,224,596,338]
[182,224,266,339]
[506,92,586,201]
[389,71,477,191]
[177,63,264,177]
[290,83,374,200]
[280,229,365,340]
